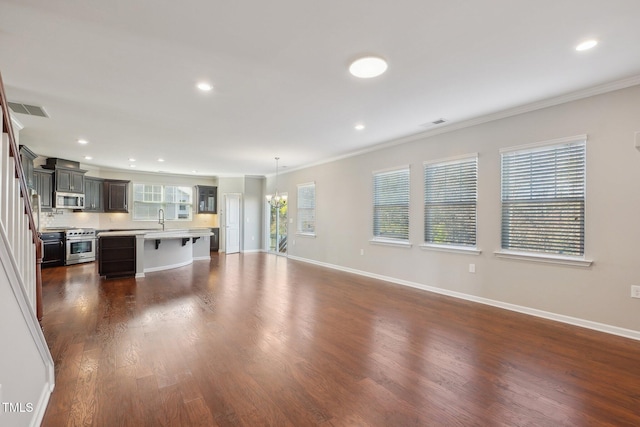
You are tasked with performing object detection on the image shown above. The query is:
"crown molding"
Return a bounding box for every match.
[286,74,640,175]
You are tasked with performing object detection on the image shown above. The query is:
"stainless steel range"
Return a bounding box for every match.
[65,228,96,265]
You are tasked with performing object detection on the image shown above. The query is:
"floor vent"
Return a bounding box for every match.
[8,102,49,118]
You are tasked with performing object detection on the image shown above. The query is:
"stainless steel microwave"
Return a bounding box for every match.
[54,192,85,209]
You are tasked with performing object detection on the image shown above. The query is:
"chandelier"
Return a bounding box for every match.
[266,157,287,209]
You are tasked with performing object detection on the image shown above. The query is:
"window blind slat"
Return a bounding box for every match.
[373,168,410,240]
[424,156,477,246]
[501,140,585,255]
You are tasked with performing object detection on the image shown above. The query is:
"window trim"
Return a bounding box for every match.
[420,243,481,255]
[132,183,194,222]
[499,134,587,154]
[499,134,588,258]
[296,181,316,237]
[372,165,411,243]
[423,153,478,250]
[494,249,592,267]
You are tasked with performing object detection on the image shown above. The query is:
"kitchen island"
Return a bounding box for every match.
[97,228,213,278]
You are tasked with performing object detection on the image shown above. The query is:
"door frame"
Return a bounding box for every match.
[265,193,288,256]
[223,193,242,254]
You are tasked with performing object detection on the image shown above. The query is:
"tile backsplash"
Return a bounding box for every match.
[40,210,217,231]
[40,210,100,230]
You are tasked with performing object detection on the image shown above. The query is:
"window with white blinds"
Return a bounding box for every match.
[373,167,410,241]
[501,137,586,256]
[297,182,316,235]
[424,155,477,247]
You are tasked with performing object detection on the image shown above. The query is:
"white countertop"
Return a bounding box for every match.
[98,228,213,239]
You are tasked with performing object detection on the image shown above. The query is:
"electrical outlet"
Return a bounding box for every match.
[469,264,476,273]
[631,285,640,299]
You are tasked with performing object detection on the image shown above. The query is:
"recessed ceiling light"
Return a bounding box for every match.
[78,139,88,145]
[157,158,165,162]
[197,82,213,91]
[349,56,388,78]
[355,124,365,130]
[576,39,598,51]
[84,156,92,160]
[130,164,136,168]
[191,170,198,174]
[128,158,136,162]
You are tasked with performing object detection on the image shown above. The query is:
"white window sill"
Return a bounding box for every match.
[369,238,413,249]
[296,232,316,238]
[420,243,481,255]
[494,250,593,267]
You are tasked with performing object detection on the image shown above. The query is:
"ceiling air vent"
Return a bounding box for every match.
[419,118,447,128]
[8,102,49,118]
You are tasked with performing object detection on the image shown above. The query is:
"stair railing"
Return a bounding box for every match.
[0,71,43,319]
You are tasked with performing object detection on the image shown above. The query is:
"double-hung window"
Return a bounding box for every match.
[372,167,410,242]
[500,136,586,256]
[424,154,478,248]
[133,184,193,221]
[297,182,316,235]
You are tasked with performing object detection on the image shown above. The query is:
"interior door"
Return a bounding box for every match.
[225,194,241,254]
[267,195,287,254]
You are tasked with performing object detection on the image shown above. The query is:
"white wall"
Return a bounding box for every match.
[242,176,264,252]
[274,85,640,334]
[217,176,265,253]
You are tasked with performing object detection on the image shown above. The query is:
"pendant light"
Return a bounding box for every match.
[266,157,287,208]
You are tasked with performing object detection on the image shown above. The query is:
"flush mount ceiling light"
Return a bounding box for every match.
[349,56,388,78]
[576,39,598,51]
[196,82,213,91]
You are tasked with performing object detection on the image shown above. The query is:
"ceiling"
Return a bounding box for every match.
[2,0,640,177]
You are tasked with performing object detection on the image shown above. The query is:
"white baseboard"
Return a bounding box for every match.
[193,255,211,261]
[31,380,54,427]
[287,255,640,342]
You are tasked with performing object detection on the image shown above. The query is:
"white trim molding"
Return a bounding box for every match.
[420,243,481,255]
[494,250,593,268]
[369,238,413,248]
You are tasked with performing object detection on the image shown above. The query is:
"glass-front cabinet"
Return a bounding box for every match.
[196,185,217,214]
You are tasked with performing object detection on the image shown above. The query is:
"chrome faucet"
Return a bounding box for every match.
[158,208,165,230]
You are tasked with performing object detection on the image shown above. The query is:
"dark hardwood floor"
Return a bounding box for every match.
[40,252,640,426]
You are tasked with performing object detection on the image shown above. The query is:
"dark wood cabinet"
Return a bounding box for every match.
[104,180,129,213]
[41,231,65,267]
[54,167,86,193]
[84,177,104,212]
[33,168,54,210]
[98,236,136,278]
[19,145,37,190]
[210,227,219,251]
[197,185,217,213]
